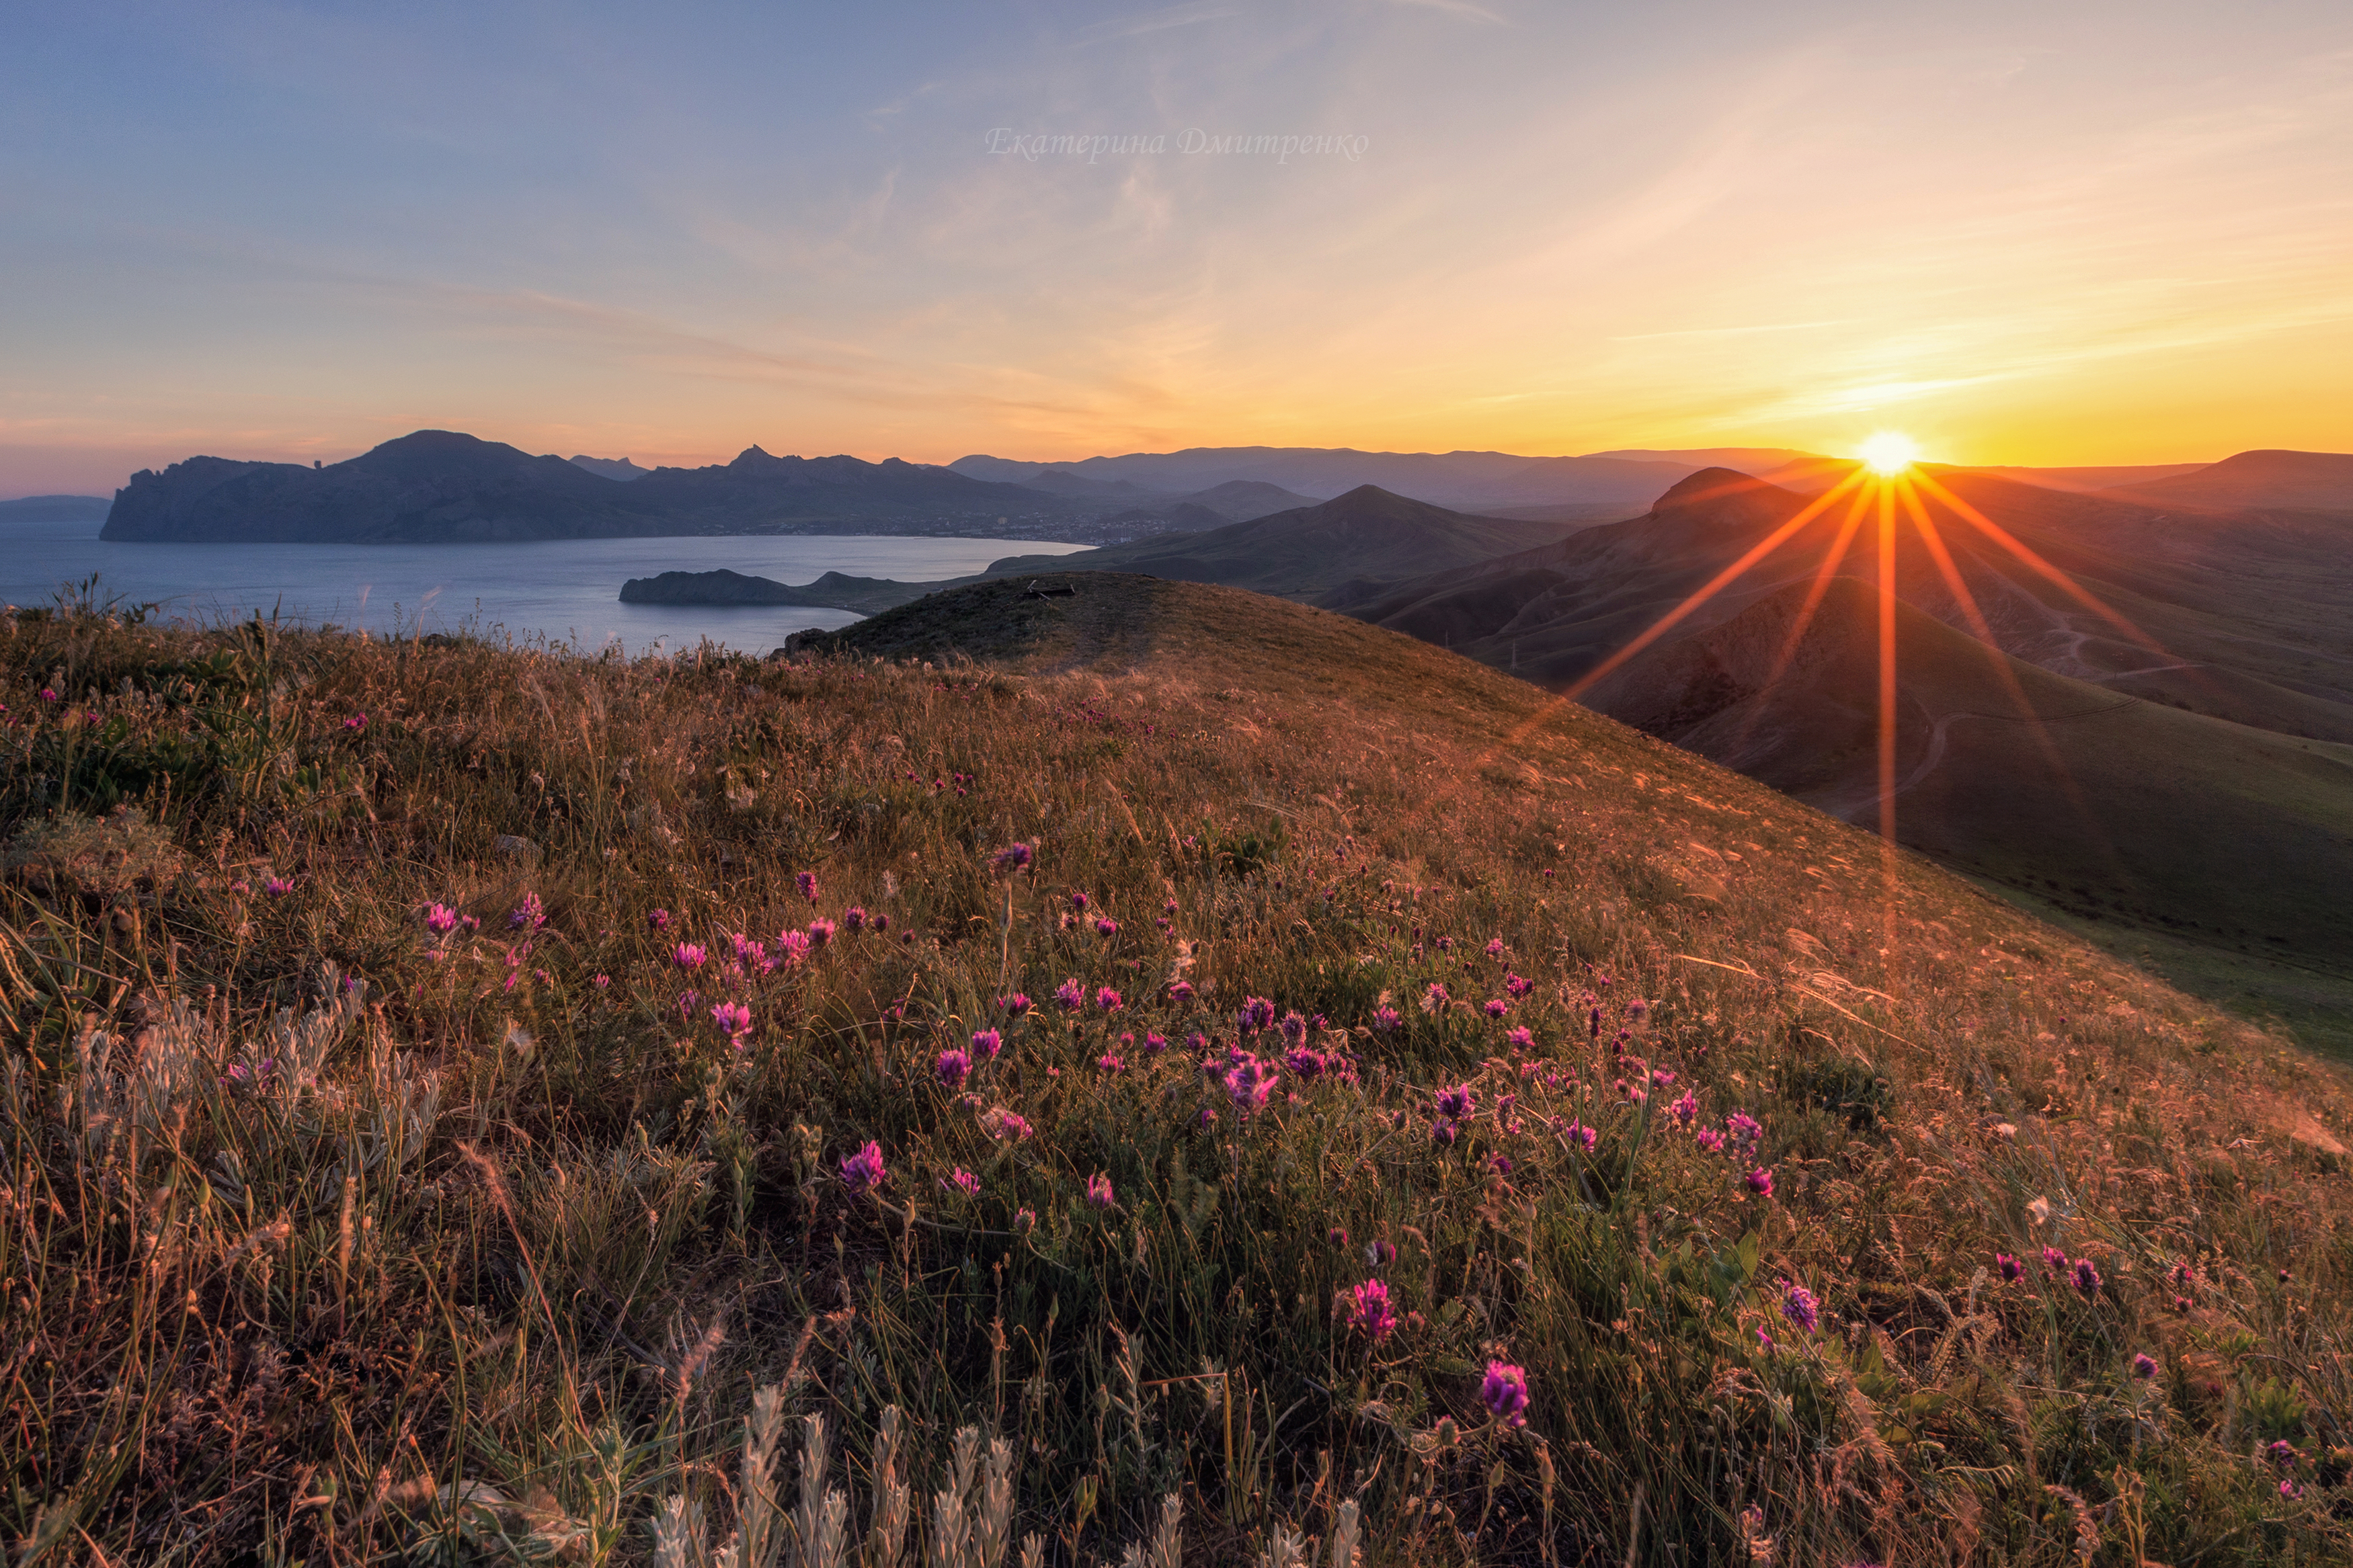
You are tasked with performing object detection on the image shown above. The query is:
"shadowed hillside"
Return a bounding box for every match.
[2106,449,2353,511]
[1584,577,2353,1048]
[981,485,1574,600]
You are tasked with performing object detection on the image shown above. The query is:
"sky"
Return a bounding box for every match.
[3,0,2350,495]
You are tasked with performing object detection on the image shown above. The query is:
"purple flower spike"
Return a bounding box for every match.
[1347,1279,1398,1343]
[1085,1172,1116,1209]
[1481,1361,1529,1426]
[839,1141,886,1192]
[936,1047,972,1087]
[1780,1280,1819,1331]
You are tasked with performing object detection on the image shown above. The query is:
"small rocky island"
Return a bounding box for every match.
[617,568,930,613]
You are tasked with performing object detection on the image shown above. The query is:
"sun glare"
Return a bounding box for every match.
[1858,432,1919,475]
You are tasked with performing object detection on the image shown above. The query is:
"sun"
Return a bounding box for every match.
[1858,432,1919,476]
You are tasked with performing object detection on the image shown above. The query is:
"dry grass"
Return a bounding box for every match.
[3,576,2351,1565]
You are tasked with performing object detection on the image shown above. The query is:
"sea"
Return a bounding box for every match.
[0,518,1091,657]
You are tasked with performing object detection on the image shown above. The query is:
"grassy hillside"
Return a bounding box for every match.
[1584,577,2353,1053]
[5,580,2353,1565]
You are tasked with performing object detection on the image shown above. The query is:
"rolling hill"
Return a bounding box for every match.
[2104,448,2353,511]
[977,484,1572,599]
[1341,466,2353,1046]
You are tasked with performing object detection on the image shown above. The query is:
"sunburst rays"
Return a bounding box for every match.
[1462,452,2182,904]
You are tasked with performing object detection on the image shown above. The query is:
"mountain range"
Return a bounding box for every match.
[99,430,1103,544]
[79,430,2353,543]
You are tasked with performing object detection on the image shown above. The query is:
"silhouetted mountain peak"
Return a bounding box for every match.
[1654,467,1778,509]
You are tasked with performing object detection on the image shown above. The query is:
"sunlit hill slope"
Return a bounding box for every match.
[17,579,2343,1562]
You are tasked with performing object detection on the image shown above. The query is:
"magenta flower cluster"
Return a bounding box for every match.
[1346,1279,1398,1343]
[839,1141,887,1192]
[1481,1361,1529,1426]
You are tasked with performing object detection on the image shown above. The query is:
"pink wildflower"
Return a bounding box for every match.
[1481,1362,1529,1426]
[839,1141,886,1191]
[1347,1280,1398,1342]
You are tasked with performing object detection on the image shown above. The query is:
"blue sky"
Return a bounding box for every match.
[5,1,2350,492]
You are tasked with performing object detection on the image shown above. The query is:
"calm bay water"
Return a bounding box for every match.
[0,520,1089,656]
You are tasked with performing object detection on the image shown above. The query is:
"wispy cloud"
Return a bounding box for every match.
[1074,5,1242,45]
[1385,0,1508,24]
[1612,321,1851,342]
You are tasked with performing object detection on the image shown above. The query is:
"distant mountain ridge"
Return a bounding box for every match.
[2102,450,2353,511]
[569,455,649,481]
[0,494,111,522]
[100,429,1105,544]
[948,445,1707,507]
